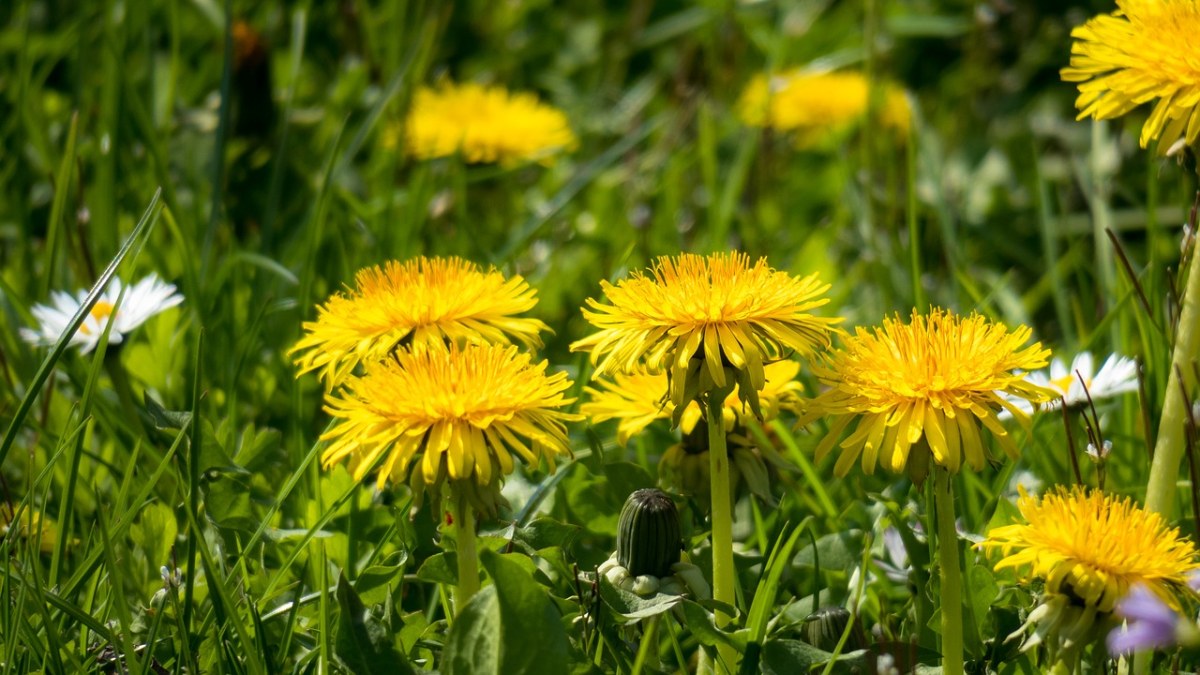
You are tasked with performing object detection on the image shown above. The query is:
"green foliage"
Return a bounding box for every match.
[1,0,1198,672]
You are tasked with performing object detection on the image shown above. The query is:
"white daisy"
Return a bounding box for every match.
[21,275,184,354]
[1000,352,1138,418]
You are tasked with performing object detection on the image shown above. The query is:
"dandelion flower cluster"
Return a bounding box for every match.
[980,486,1200,613]
[737,70,911,146]
[320,342,580,513]
[403,81,577,165]
[571,251,837,423]
[804,309,1053,476]
[1061,0,1200,154]
[290,256,548,388]
[21,274,183,354]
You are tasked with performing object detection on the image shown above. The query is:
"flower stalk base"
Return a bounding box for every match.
[934,469,965,675]
[454,494,479,610]
[706,391,738,673]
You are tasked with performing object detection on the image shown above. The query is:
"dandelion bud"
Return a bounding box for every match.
[616,489,682,578]
[803,606,867,652]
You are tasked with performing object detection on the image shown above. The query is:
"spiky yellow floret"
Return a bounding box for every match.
[737,70,911,146]
[403,81,577,164]
[1061,0,1200,154]
[320,342,580,492]
[980,486,1200,612]
[804,308,1054,476]
[290,256,548,388]
[571,252,838,421]
[582,361,805,445]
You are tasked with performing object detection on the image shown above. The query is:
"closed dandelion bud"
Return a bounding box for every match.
[616,489,682,578]
[803,606,866,652]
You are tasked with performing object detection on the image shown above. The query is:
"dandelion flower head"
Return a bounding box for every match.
[402,81,577,165]
[1061,0,1200,154]
[320,342,580,512]
[805,308,1053,476]
[291,256,549,388]
[571,252,838,423]
[21,274,183,354]
[737,70,911,146]
[980,486,1200,613]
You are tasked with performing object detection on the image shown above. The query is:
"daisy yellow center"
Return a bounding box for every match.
[1050,373,1088,394]
[79,301,115,336]
[981,487,1200,613]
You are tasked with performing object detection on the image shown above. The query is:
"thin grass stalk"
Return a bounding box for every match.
[933,468,964,675]
[706,392,738,673]
[455,493,480,608]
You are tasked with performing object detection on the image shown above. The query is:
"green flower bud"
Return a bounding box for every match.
[803,606,866,652]
[616,489,682,578]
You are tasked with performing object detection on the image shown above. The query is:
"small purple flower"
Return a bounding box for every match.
[1107,584,1179,655]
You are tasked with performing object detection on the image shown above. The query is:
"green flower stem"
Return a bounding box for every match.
[706,392,738,674]
[454,494,480,610]
[631,615,660,675]
[933,469,964,675]
[1145,233,1200,520]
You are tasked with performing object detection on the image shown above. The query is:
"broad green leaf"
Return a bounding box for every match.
[597,575,683,621]
[792,530,864,572]
[444,549,569,675]
[334,572,414,675]
[130,501,178,572]
[416,553,458,586]
[760,639,867,675]
[513,516,581,552]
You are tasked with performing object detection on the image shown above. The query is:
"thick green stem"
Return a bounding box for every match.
[706,393,738,673]
[1138,216,1200,675]
[934,469,964,675]
[454,495,479,610]
[1145,235,1200,519]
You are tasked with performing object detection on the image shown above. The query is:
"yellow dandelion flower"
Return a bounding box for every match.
[980,486,1200,613]
[737,70,911,146]
[403,81,577,165]
[805,308,1053,476]
[290,256,549,388]
[571,252,838,422]
[1061,0,1200,154]
[320,342,580,502]
[582,360,805,446]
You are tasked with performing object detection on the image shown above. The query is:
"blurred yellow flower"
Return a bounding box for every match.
[320,342,579,512]
[980,486,1199,613]
[737,70,911,146]
[571,252,837,423]
[402,81,577,164]
[582,360,805,445]
[1,505,58,554]
[290,256,548,388]
[1062,0,1200,154]
[804,309,1053,476]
